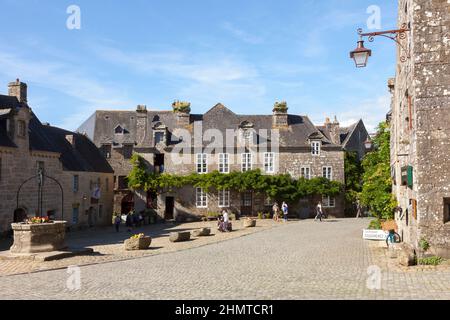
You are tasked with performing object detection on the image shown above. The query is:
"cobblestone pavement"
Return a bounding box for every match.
[1,219,449,300]
[0,219,283,276]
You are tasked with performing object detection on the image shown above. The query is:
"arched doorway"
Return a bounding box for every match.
[121,193,134,214]
[13,208,28,223]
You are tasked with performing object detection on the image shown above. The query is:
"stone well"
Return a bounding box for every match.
[10,221,67,254]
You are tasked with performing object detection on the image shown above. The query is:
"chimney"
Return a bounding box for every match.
[172,100,191,126]
[136,104,147,113]
[272,101,289,128]
[8,79,27,103]
[325,116,340,145]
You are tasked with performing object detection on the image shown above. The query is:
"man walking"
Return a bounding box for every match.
[114,214,121,232]
[272,202,280,222]
[355,199,362,219]
[282,202,289,222]
[315,201,323,222]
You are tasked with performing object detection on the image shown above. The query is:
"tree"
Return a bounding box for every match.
[360,122,397,220]
[344,151,363,216]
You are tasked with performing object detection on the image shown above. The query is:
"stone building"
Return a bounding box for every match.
[78,102,368,220]
[389,0,450,257]
[0,80,114,235]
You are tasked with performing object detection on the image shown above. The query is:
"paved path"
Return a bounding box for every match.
[0,219,449,300]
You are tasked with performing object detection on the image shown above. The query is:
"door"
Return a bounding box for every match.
[165,197,174,220]
[241,192,253,216]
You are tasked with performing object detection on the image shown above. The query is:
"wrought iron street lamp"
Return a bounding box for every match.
[350,23,410,68]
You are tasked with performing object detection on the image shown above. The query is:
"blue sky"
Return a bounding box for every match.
[0,0,398,132]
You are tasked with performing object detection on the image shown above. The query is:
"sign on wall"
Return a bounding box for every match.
[362,229,388,241]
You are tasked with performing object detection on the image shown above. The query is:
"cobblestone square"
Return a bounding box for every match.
[0,219,449,300]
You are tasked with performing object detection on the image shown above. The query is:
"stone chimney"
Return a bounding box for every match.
[8,79,27,103]
[272,101,289,128]
[325,116,340,145]
[172,100,191,126]
[136,104,147,113]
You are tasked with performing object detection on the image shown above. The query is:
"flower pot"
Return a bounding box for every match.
[124,236,152,251]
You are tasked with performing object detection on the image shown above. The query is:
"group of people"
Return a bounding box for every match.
[217,210,232,232]
[114,210,144,232]
[271,202,289,222]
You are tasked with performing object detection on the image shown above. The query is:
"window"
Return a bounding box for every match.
[123,145,133,159]
[114,125,124,134]
[73,175,79,192]
[154,131,165,145]
[444,198,450,224]
[241,153,252,172]
[218,153,229,173]
[322,195,335,208]
[218,189,230,207]
[311,141,321,156]
[264,196,272,206]
[100,144,112,159]
[17,120,26,137]
[300,167,311,179]
[242,192,252,207]
[196,188,207,208]
[196,153,208,174]
[322,166,333,180]
[36,161,45,174]
[242,130,252,142]
[264,152,275,173]
[72,207,79,224]
[118,176,128,190]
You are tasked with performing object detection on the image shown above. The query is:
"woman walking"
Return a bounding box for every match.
[282,202,289,222]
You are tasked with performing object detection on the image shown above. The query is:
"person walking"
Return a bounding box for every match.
[222,209,230,232]
[282,202,289,222]
[114,214,121,233]
[355,199,362,219]
[272,202,280,222]
[315,201,323,222]
[126,211,133,232]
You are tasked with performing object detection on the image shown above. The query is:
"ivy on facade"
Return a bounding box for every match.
[127,154,343,202]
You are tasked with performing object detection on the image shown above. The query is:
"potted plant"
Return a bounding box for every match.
[124,233,152,251]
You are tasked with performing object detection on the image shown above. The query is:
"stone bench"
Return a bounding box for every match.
[169,231,191,243]
[192,228,211,237]
[243,219,257,228]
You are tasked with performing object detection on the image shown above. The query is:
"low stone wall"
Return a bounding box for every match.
[10,221,67,254]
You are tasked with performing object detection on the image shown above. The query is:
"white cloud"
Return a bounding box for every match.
[221,22,264,45]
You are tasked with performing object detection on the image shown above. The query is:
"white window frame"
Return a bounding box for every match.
[322,166,333,180]
[322,195,335,208]
[264,152,275,173]
[241,153,253,172]
[218,189,230,208]
[300,166,311,180]
[196,153,208,174]
[218,153,230,174]
[196,188,208,208]
[311,141,321,156]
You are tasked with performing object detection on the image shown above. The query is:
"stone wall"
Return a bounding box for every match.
[392,0,450,257]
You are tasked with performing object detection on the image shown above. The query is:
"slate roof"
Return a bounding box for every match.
[79,103,340,149]
[0,94,113,173]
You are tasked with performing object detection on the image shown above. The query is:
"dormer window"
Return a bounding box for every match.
[114,125,124,135]
[311,141,321,156]
[153,122,168,146]
[239,121,255,144]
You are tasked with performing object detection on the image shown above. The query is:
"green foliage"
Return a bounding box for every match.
[418,256,443,266]
[368,219,382,230]
[344,152,363,202]
[273,101,288,112]
[127,155,344,202]
[360,122,397,220]
[419,238,430,252]
[172,100,191,113]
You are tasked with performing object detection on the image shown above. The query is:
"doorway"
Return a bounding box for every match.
[241,192,253,216]
[121,193,134,214]
[165,197,174,220]
[154,154,165,174]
